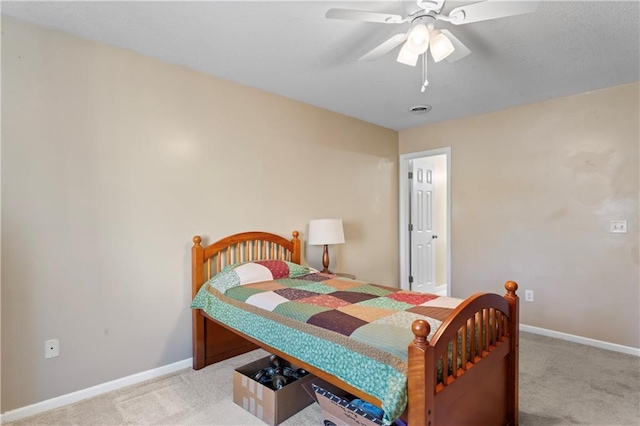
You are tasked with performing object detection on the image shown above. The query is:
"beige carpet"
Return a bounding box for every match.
[6,332,640,425]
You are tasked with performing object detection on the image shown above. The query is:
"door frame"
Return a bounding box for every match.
[399,147,451,295]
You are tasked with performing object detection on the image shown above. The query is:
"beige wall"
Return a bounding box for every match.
[0,17,398,412]
[400,82,640,348]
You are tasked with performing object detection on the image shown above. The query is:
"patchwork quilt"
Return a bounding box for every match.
[191,260,462,424]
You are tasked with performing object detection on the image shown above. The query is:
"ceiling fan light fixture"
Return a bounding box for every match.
[429,29,455,62]
[406,24,430,54]
[397,42,419,66]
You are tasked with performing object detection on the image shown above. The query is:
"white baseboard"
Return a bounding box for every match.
[520,324,640,357]
[0,358,193,424]
[3,326,638,423]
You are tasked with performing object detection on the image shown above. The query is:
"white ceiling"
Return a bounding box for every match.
[2,0,639,130]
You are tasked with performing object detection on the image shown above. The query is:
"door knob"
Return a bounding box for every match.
[432,235,438,239]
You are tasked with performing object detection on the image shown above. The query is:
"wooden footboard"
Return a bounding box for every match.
[408,281,519,426]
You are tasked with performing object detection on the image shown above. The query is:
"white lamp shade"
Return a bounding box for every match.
[308,219,345,245]
[406,24,430,55]
[429,29,455,63]
[397,42,419,66]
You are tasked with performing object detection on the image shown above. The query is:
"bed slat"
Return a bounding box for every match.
[452,333,458,379]
[461,322,468,370]
[470,315,476,362]
[477,311,483,359]
[490,308,496,344]
[442,347,448,387]
[484,308,490,351]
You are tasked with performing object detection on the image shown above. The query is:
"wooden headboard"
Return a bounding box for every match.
[191,230,301,369]
[191,230,301,298]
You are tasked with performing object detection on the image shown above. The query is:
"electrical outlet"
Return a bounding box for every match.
[610,220,628,233]
[45,339,59,358]
[524,290,534,302]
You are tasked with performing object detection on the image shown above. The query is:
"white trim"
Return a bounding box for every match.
[399,148,451,296]
[0,358,193,424]
[2,328,636,425]
[5,330,634,425]
[521,324,640,357]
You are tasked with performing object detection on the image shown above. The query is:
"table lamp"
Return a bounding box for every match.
[308,218,345,274]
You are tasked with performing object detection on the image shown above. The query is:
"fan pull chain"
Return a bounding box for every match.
[421,53,429,92]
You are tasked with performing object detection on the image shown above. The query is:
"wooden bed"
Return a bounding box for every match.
[191,230,520,426]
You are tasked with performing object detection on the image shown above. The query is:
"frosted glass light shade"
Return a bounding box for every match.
[406,24,430,54]
[397,42,419,66]
[429,29,455,62]
[308,219,345,245]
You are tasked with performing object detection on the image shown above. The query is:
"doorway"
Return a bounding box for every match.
[399,148,451,296]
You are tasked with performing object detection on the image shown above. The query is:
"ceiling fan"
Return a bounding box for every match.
[326,0,540,91]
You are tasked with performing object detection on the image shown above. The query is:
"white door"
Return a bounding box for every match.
[409,158,436,293]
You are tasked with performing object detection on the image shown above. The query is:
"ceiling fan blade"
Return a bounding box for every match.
[326,8,404,24]
[439,30,471,63]
[447,0,540,25]
[359,33,408,61]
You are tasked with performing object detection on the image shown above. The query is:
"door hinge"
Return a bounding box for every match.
[408,171,413,179]
[409,224,413,232]
[409,275,414,284]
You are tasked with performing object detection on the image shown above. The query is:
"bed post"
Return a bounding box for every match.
[504,281,520,426]
[291,231,300,264]
[192,236,206,370]
[408,319,433,426]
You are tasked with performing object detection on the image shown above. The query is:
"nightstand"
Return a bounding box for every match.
[334,272,356,280]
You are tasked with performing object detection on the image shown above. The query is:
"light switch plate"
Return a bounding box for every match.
[610,220,627,233]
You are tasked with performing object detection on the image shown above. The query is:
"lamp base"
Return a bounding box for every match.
[321,244,333,274]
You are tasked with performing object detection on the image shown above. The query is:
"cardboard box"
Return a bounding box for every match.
[303,382,385,426]
[233,356,316,425]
